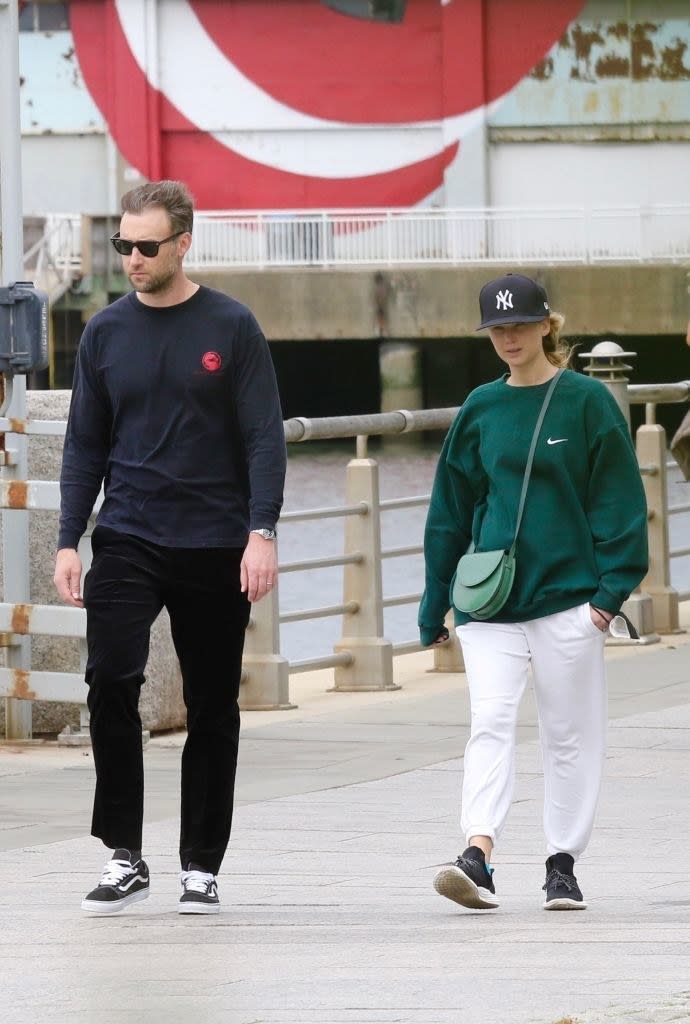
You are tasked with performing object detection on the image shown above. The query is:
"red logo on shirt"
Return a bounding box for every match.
[202,351,222,372]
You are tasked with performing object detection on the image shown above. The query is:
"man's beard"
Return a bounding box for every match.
[128,264,176,294]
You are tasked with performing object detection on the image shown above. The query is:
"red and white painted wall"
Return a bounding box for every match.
[18,0,690,214]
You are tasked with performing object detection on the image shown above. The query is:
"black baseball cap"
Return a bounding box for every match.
[476,273,550,330]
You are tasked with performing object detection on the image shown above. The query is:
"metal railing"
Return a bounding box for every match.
[1,357,688,733]
[22,213,81,302]
[23,206,690,274]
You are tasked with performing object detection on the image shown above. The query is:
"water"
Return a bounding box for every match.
[277,444,690,663]
[279,443,438,662]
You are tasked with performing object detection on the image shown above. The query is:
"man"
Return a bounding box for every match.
[54,180,286,915]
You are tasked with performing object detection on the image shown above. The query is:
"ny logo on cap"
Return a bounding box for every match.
[496,289,513,311]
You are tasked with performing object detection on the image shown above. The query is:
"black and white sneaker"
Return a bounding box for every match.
[543,853,587,910]
[179,866,220,915]
[81,850,150,914]
[433,846,499,909]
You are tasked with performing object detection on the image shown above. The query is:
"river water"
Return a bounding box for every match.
[278,443,690,663]
[279,442,437,663]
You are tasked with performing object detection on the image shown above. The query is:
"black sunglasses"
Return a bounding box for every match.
[110,231,184,257]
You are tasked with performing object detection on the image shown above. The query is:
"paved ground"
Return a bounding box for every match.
[2,620,690,1024]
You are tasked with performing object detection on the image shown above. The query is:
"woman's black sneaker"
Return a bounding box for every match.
[81,850,150,914]
[433,846,499,909]
[179,866,220,915]
[542,853,587,910]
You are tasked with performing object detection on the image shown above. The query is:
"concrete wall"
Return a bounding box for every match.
[0,391,186,737]
[196,265,689,342]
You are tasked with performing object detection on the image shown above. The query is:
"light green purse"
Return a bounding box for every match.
[452,371,563,621]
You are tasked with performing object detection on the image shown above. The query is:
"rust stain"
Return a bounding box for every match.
[11,604,32,636]
[8,418,26,434]
[9,670,36,701]
[570,25,605,81]
[557,29,572,51]
[6,482,28,509]
[659,40,690,81]
[607,22,629,42]
[631,23,658,81]
[583,91,599,114]
[548,19,690,85]
[596,55,630,77]
[373,272,390,338]
[530,57,554,81]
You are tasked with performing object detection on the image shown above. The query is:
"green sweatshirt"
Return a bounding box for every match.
[418,370,648,646]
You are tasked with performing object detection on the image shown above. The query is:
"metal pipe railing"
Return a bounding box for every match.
[3,369,690,725]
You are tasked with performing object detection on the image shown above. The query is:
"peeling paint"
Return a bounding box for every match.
[501,18,690,129]
[632,23,659,81]
[607,22,629,42]
[531,57,555,81]
[8,418,26,434]
[660,39,690,81]
[529,20,690,84]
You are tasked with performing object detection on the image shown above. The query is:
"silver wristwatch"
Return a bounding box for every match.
[250,528,277,540]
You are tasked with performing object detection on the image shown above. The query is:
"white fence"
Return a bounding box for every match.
[24,206,690,274]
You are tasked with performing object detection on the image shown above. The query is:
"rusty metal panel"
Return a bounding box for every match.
[492,18,690,128]
[18,31,105,135]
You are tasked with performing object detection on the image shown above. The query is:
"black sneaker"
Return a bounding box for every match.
[433,846,499,909]
[81,849,150,914]
[179,865,220,915]
[542,853,587,910]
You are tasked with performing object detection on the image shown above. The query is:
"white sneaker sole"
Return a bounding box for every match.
[178,901,220,915]
[543,897,587,910]
[81,888,150,914]
[433,865,499,909]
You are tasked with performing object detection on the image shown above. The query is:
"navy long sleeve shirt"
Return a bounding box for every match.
[58,286,286,550]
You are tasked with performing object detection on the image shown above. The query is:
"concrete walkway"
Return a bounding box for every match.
[2,623,690,1024]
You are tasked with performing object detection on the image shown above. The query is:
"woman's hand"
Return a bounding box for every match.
[590,605,613,633]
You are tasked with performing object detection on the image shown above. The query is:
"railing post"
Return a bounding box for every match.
[432,609,464,672]
[241,551,295,710]
[332,457,397,691]
[579,341,658,641]
[636,424,680,633]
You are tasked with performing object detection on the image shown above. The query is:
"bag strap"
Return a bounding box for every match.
[508,369,563,555]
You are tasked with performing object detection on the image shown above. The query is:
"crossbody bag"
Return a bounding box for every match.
[451,370,563,621]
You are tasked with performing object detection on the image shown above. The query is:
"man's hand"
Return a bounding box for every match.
[53,548,84,607]
[240,533,278,603]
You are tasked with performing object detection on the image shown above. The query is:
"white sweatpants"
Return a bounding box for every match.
[457,602,607,859]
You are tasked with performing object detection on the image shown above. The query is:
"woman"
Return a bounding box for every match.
[419,272,648,911]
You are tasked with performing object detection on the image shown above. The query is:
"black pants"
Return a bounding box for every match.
[84,526,250,875]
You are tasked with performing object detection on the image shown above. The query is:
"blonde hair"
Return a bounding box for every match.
[543,311,572,368]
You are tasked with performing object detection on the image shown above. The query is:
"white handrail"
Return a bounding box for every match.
[23,206,690,273]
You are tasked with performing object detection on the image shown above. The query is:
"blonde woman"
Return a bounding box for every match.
[419,273,647,911]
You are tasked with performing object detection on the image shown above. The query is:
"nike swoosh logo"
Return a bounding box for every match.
[547,437,568,445]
